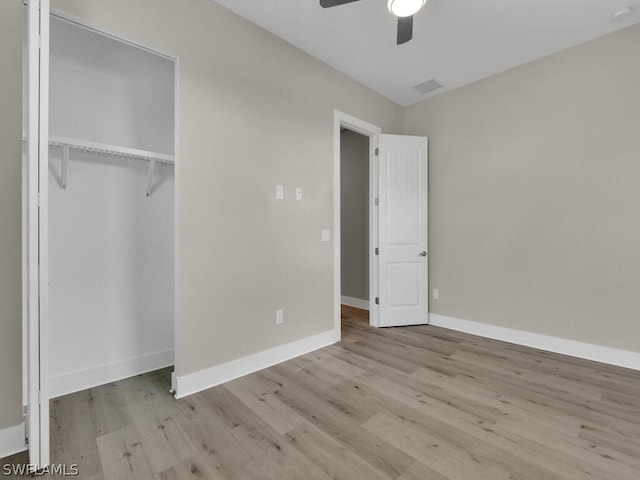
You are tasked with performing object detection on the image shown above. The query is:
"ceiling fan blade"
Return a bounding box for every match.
[397,16,413,45]
[320,0,361,8]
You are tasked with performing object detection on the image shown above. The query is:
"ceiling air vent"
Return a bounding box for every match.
[413,79,443,95]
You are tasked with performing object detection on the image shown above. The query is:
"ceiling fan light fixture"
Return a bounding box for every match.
[387,0,426,17]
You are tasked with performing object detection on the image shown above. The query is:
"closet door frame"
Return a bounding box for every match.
[24,0,50,468]
[24,7,180,466]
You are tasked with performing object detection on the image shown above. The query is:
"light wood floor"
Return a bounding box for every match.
[4,309,640,479]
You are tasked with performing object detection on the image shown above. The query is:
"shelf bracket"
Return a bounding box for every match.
[146,159,156,197]
[61,144,69,190]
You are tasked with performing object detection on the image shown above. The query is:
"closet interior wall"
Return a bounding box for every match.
[48,15,175,397]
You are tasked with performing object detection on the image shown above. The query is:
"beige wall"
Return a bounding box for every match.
[51,0,403,376]
[0,0,24,431]
[4,0,639,436]
[405,24,640,352]
[340,130,369,301]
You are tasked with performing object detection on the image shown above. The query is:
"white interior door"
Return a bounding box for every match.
[377,134,428,327]
[24,0,50,468]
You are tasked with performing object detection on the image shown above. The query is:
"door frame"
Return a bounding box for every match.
[333,110,382,330]
[24,0,50,468]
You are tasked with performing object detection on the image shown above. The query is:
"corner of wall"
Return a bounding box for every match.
[174,328,339,399]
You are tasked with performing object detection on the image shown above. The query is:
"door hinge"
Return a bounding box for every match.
[37,391,41,405]
[375,297,379,305]
[375,247,379,255]
[374,197,379,206]
[37,193,41,207]
[375,148,379,156]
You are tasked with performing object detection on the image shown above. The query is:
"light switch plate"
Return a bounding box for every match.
[276,185,284,200]
[322,229,331,242]
[276,309,284,325]
[296,187,303,201]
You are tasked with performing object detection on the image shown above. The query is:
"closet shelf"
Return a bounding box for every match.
[49,136,175,164]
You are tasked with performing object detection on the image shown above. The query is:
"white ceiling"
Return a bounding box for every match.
[212,0,640,106]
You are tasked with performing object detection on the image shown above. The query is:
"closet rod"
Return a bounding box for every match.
[47,136,173,197]
[49,135,175,164]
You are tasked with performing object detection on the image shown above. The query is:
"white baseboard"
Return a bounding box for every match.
[0,423,26,459]
[49,349,174,398]
[429,313,640,371]
[341,296,370,310]
[175,329,340,399]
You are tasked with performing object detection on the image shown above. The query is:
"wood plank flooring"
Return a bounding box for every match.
[4,309,640,479]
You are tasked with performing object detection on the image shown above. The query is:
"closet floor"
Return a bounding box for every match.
[5,309,640,479]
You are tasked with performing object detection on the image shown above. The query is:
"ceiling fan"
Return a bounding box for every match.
[320,0,427,45]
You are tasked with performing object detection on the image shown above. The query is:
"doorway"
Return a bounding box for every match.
[333,111,429,332]
[340,128,371,319]
[22,2,179,467]
[333,111,381,330]
[46,13,176,399]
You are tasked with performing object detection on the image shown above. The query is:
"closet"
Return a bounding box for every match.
[47,15,176,398]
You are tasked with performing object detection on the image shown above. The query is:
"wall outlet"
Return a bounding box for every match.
[276,185,284,200]
[322,229,331,242]
[432,289,439,300]
[296,187,303,201]
[276,309,284,325]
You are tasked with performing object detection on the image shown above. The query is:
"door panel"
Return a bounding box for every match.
[387,154,420,245]
[387,262,420,306]
[378,134,428,327]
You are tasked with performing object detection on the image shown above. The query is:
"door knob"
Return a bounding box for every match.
[419,251,427,257]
